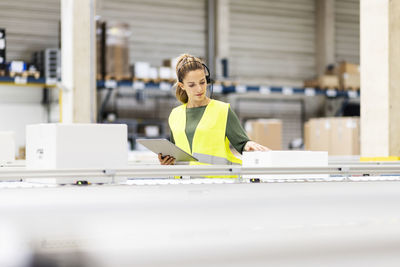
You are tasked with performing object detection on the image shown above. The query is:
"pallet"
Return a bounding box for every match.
[104,75,132,81]
[342,86,360,91]
[161,78,176,84]
[303,79,319,88]
[318,86,339,91]
[9,70,40,79]
[151,78,176,84]
[317,75,339,90]
[132,77,153,83]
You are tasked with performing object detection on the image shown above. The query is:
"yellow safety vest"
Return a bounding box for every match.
[168,99,242,168]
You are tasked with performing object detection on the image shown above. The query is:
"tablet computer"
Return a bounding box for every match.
[136,138,198,162]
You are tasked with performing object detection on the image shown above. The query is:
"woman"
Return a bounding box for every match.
[159,54,269,165]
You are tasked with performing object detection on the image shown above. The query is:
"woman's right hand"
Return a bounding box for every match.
[158,153,176,165]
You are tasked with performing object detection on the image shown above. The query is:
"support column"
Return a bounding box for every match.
[360,0,400,159]
[215,0,230,79]
[61,0,96,123]
[389,0,400,157]
[315,0,335,76]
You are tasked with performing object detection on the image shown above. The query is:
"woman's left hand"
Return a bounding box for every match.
[244,141,271,152]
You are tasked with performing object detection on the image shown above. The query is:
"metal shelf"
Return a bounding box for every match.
[97,80,360,99]
[0,76,360,99]
[0,76,57,87]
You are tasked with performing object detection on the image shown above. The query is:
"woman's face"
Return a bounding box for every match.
[180,69,208,104]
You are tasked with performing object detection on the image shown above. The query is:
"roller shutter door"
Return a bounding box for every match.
[229,0,316,84]
[335,0,360,64]
[98,0,207,66]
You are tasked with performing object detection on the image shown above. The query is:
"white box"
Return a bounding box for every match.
[10,61,26,73]
[242,151,328,180]
[159,67,172,79]
[134,62,150,79]
[149,67,158,79]
[26,123,128,169]
[144,125,160,137]
[0,131,15,164]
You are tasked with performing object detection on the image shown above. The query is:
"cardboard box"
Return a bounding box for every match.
[242,151,328,180]
[337,61,359,75]
[26,123,128,169]
[106,23,130,80]
[163,57,179,68]
[304,118,330,151]
[340,72,360,90]
[304,121,311,150]
[163,57,179,79]
[303,79,319,88]
[106,45,130,79]
[245,119,282,150]
[304,117,360,155]
[0,131,15,164]
[330,117,360,155]
[318,75,339,89]
[17,146,25,160]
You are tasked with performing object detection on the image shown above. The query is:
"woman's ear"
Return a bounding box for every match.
[178,82,185,91]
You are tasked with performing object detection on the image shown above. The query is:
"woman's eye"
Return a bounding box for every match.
[200,81,205,85]
[189,85,195,88]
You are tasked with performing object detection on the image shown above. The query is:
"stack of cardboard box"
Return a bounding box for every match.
[303,61,360,91]
[245,119,282,150]
[337,62,360,90]
[163,57,180,81]
[304,117,360,155]
[105,22,131,80]
[317,75,339,89]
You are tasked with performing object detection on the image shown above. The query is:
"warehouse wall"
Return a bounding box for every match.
[335,0,360,64]
[0,0,60,62]
[228,0,316,86]
[0,0,361,79]
[0,86,48,150]
[97,0,207,66]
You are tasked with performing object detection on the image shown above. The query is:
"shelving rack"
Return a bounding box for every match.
[97,79,360,99]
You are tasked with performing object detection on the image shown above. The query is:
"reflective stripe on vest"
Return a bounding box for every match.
[168,99,242,166]
[193,153,241,165]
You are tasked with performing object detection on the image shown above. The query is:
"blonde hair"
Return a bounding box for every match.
[174,53,205,104]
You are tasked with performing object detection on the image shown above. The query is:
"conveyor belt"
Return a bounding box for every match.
[1,164,400,183]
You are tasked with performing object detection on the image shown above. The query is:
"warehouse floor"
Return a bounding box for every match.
[1,180,400,266]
